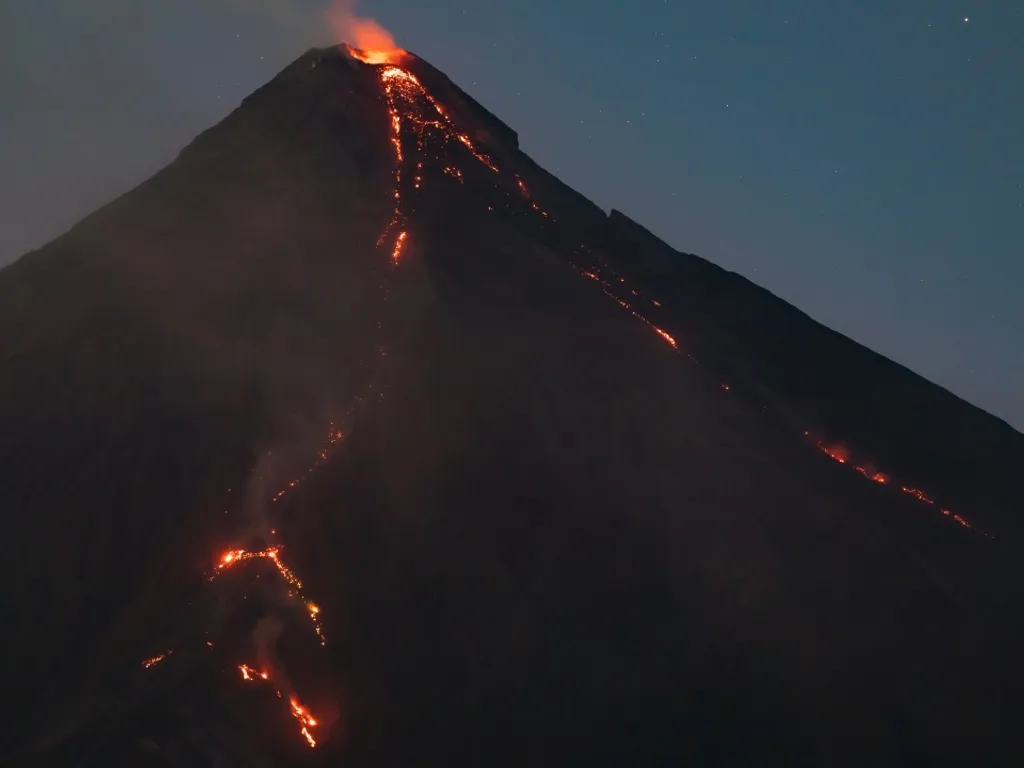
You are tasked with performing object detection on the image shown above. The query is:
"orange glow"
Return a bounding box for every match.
[815,441,848,464]
[360,51,558,270]
[391,231,408,263]
[569,250,987,541]
[327,0,407,66]
[272,422,347,503]
[345,44,408,66]
[597,284,680,350]
[809,435,982,534]
[654,327,679,349]
[290,697,319,747]
[369,61,554,262]
[238,664,268,682]
[238,664,319,747]
[901,486,935,505]
[142,651,171,669]
[212,545,325,645]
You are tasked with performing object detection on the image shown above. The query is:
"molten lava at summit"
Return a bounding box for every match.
[328,0,407,65]
[345,44,407,66]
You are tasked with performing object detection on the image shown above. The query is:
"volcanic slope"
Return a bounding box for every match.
[0,45,1021,766]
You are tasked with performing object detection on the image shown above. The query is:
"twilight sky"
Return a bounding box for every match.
[1,1,1021,429]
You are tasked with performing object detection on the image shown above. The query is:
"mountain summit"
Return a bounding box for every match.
[1,45,1021,766]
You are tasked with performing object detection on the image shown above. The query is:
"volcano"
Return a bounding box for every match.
[1,45,1022,766]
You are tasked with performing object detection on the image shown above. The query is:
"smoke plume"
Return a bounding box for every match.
[325,0,405,61]
[253,614,287,685]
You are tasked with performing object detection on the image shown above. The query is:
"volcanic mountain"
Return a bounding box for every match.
[1,45,1022,766]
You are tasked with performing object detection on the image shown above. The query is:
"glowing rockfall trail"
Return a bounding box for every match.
[239,663,319,748]
[211,545,326,646]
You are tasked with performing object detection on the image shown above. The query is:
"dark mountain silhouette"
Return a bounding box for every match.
[1,45,1021,766]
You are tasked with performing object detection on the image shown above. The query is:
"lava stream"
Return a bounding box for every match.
[238,664,318,747]
[577,247,985,538]
[141,651,171,669]
[272,423,347,503]
[811,436,984,534]
[367,59,554,261]
[212,546,326,645]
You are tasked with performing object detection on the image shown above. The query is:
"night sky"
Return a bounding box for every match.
[2,1,1021,429]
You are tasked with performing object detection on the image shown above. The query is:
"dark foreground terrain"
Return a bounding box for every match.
[1,45,1021,766]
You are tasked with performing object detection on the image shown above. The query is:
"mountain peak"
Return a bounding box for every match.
[1,41,1022,766]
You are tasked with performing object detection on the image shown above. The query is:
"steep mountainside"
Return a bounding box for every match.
[0,45,1020,766]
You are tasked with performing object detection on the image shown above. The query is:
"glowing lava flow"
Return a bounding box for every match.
[364,58,555,263]
[810,435,985,534]
[141,651,172,669]
[579,248,988,539]
[238,664,319,747]
[347,46,407,66]
[239,664,268,682]
[578,267,679,350]
[579,248,989,541]
[214,546,301,588]
[273,422,347,503]
[212,546,326,645]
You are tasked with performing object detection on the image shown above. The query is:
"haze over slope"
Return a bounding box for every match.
[0,43,1021,766]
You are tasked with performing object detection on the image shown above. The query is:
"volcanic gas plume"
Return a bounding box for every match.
[327,0,407,65]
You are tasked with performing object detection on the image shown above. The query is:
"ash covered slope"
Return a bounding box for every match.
[0,45,1021,765]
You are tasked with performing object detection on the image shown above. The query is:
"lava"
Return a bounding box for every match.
[391,230,408,263]
[816,442,848,465]
[901,486,935,505]
[328,0,407,66]
[654,327,679,349]
[213,546,298,586]
[272,423,347,503]
[367,58,558,262]
[575,261,679,349]
[238,664,319,747]
[290,697,319,748]
[578,258,984,538]
[346,44,408,66]
[141,651,171,669]
[239,664,268,682]
[601,285,679,349]
[582,256,985,539]
[212,546,325,645]
[811,436,983,534]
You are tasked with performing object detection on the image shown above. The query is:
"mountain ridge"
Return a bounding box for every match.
[1,43,1021,765]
